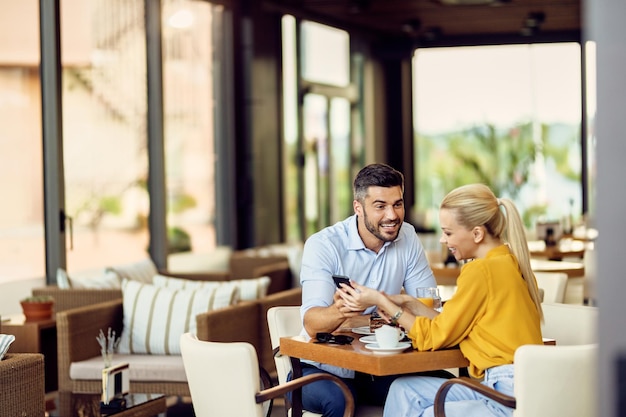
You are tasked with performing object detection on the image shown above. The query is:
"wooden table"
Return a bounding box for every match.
[432,258,585,288]
[280,335,468,377]
[280,334,469,415]
[528,239,586,261]
[530,259,585,278]
[1,314,57,392]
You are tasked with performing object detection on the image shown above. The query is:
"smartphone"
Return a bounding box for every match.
[332,275,352,288]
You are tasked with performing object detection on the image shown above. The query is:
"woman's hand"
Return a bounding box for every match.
[335,281,384,312]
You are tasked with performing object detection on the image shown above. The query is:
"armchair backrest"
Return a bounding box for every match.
[541,303,597,345]
[514,343,597,417]
[267,306,303,385]
[180,332,265,417]
[534,272,568,303]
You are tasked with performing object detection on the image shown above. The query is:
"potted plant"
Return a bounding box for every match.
[20,295,54,321]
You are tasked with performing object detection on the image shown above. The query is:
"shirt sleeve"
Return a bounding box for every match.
[300,234,338,316]
[401,228,437,297]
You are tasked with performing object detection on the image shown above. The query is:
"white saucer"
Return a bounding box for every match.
[364,342,411,355]
[358,335,377,344]
[352,326,374,335]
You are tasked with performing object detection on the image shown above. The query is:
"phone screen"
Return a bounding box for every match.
[332,275,352,288]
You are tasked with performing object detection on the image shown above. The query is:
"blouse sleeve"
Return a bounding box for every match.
[409,260,489,350]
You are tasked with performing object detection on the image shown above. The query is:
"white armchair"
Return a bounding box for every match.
[179,332,354,417]
[434,343,598,417]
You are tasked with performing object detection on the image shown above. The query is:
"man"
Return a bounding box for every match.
[297,163,437,416]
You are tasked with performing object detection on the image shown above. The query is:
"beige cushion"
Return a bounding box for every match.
[56,267,121,289]
[108,258,158,284]
[152,274,271,301]
[70,354,186,382]
[118,279,239,355]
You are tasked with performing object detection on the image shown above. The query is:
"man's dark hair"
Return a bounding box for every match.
[353,163,404,202]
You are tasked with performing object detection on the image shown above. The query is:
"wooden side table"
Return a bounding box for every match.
[1,314,58,392]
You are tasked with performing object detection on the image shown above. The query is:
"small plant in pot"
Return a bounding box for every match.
[20,295,54,321]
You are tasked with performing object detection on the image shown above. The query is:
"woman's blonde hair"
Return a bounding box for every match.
[440,183,543,320]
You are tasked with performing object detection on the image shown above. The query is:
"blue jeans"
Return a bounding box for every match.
[288,364,455,417]
[383,364,515,417]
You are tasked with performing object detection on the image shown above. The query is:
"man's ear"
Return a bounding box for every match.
[472,226,485,243]
[353,199,362,216]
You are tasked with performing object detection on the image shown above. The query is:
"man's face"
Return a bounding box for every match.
[355,185,404,244]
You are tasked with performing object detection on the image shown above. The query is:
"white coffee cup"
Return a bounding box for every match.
[375,325,404,349]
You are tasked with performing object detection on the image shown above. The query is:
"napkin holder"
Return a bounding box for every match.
[101,362,129,411]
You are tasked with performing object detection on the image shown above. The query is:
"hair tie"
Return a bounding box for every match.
[496,198,502,206]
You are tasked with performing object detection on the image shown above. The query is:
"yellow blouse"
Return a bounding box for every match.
[409,245,542,378]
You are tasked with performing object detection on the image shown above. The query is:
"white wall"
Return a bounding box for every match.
[0,277,45,317]
[587,0,626,415]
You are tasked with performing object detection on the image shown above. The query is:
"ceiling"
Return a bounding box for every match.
[263,0,582,45]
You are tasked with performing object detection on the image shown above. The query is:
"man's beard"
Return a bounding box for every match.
[363,210,401,242]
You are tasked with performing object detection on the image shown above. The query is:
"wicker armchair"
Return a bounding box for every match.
[0,353,45,417]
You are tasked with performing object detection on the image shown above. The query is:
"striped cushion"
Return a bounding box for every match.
[117,279,239,355]
[152,274,271,301]
[0,334,15,361]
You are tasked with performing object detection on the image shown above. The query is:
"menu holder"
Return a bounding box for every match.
[101,362,130,409]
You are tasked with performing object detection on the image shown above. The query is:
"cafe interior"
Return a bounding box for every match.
[1,0,625,416]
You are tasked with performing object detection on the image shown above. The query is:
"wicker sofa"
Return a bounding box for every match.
[55,287,302,397]
[0,353,45,417]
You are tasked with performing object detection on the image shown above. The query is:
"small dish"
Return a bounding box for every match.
[364,342,411,355]
[358,335,377,344]
[351,326,374,335]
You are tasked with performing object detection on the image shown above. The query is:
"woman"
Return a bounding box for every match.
[339,183,543,417]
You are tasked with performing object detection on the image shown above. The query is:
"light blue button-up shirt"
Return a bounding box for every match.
[299,214,436,377]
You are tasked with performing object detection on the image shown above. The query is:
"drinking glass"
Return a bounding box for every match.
[416,287,442,312]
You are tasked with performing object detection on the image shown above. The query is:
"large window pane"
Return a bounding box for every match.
[162,0,219,255]
[62,0,150,272]
[0,1,45,283]
[301,21,349,86]
[413,44,582,233]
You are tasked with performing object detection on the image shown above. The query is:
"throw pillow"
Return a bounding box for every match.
[56,267,121,289]
[117,279,239,355]
[108,258,158,284]
[152,274,271,301]
[0,334,15,361]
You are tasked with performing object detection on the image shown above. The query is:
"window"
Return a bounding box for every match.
[282,17,356,241]
[413,43,583,233]
[0,0,45,284]
[162,0,220,255]
[62,0,151,271]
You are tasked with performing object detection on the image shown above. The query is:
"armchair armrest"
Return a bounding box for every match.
[255,372,354,417]
[56,300,124,392]
[32,286,122,313]
[0,354,45,417]
[252,260,292,295]
[434,377,516,417]
[195,301,260,348]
